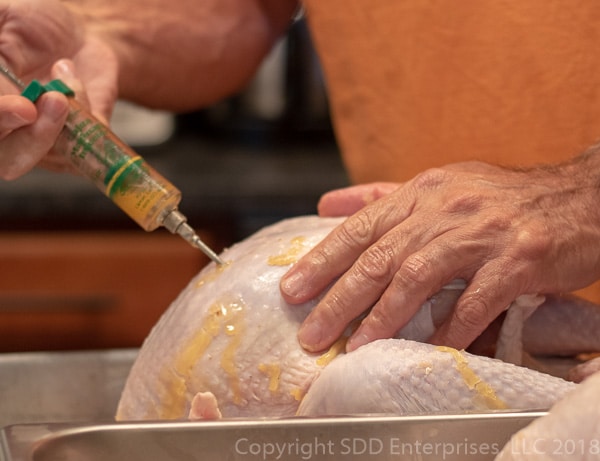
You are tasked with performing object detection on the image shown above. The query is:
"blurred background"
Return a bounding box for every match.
[0,18,349,352]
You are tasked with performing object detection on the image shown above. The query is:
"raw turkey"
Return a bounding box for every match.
[495,371,600,461]
[116,215,600,424]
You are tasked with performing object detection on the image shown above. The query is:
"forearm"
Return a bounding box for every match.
[62,0,297,111]
[538,143,600,265]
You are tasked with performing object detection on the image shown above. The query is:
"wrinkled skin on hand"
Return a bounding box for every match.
[280,159,600,353]
[0,0,117,179]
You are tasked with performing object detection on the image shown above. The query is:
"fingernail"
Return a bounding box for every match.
[52,60,79,93]
[53,60,76,79]
[5,111,31,128]
[298,320,323,351]
[281,270,305,299]
[346,328,371,352]
[39,94,69,123]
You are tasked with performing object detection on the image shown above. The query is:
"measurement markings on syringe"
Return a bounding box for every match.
[68,117,107,160]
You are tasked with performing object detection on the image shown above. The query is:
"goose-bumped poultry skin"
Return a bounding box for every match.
[495,371,600,461]
[297,339,575,416]
[117,216,342,420]
[116,216,595,422]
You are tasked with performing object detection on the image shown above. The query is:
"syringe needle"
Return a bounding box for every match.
[190,234,225,265]
[162,210,224,265]
[0,64,26,89]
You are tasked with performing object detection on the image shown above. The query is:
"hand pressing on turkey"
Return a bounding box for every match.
[280,156,600,353]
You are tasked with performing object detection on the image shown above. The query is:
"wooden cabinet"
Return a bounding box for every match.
[0,231,216,352]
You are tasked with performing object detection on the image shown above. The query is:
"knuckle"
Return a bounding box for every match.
[353,243,396,285]
[468,216,514,248]
[441,191,485,214]
[512,224,552,261]
[396,254,432,287]
[306,244,335,269]
[465,214,513,248]
[411,167,448,190]
[321,289,356,323]
[454,292,495,331]
[337,212,374,248]
[488,214,513,232]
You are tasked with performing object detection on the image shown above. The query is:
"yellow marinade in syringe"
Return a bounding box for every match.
[57,98,178,231]
[53,98,224,265]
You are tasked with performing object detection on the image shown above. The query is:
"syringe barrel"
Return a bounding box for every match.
[55,99,181,231]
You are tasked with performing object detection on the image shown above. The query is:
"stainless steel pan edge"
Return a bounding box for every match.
[1,411,546,461]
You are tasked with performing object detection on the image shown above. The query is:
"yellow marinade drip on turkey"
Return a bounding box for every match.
[195,261,231,288]
[258,363,281,393]
[157,298,246,419]
[316,319,363,367]
[436,346,508,410]
[290,387,306,402]
[220,302,246,405]
[268,236,307,266]
[289,335,353,404]
[287,337,351,403]
[260,338,349,398]
[316,336,348,367]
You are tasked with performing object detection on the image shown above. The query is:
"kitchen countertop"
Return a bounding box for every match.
[0,135,349,241]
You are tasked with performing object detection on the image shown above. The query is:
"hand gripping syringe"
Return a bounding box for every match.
[0,64,224,265]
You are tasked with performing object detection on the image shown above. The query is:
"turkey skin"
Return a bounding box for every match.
[115,216,600,422]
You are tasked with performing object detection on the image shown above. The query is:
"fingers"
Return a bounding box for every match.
[68,37,120,122]
[52,60,85,100]
[298,219,507,353]
[296,235,524,353]
[429,260,527,349]
[286,207,475,352]
[0,95,37,138]
[284,175,532,353]
[294,220,410,351]
[281,194,411,305]
[344,229,477,351]
[0,59,96,178]
[318,182,400,217]
[282,183,422,352]
[0,91,69,180]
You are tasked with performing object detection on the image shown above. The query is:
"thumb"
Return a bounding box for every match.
[318,182,401,216]
[50,59,111,125]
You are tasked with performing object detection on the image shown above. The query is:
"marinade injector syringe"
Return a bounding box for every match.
[0,64,224,265]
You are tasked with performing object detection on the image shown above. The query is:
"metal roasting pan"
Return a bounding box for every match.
[0,349,545,460]
[1,412,545,461]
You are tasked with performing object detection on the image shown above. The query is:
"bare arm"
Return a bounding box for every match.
[0,0,297,179]
[64,0,298,110]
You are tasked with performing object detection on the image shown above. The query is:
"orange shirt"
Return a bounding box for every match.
[303,0,600,302]
[303,0,600,183]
